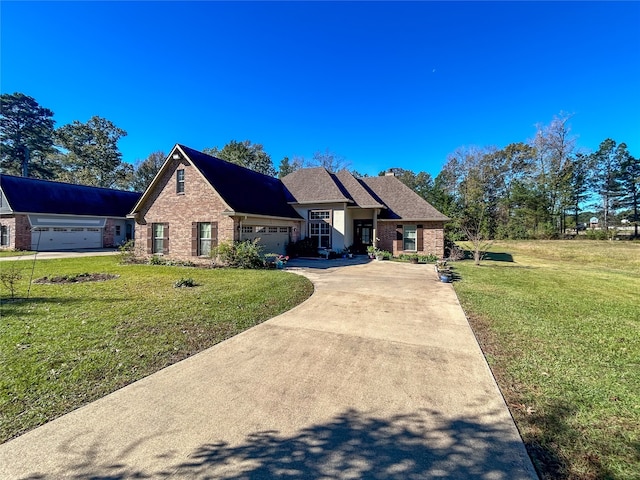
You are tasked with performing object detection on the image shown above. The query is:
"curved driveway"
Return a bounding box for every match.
[0,259,537,479]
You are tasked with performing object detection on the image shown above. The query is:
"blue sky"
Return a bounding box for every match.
[2,1,639,177]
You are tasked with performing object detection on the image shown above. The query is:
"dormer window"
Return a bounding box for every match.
[176,169,185,194]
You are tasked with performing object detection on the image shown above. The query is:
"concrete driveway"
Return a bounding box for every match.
[0,248,119,261]
[0,259,537,479]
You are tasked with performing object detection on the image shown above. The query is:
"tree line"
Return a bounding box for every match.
[2,93,638,238]
[0,93,353,191]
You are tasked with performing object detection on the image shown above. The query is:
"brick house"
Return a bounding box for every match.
[0,175,140,251]
[129,144,449,260]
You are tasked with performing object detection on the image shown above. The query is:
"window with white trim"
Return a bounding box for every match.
[403,225,417,251]
[309,210,332,248]
[198,222,212,256]
[241,226,253,233]
[153,223,165,254]
[268,226,278,233]
[176,169,185,193]
[310,211,330,220]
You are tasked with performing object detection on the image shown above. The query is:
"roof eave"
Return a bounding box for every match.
[377,217,450,222]
[288,199,353,205]
[223,210,303,221]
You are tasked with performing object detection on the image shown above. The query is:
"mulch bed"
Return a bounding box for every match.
[33,273,119,284]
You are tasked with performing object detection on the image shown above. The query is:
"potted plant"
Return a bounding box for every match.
[367,245,377,259]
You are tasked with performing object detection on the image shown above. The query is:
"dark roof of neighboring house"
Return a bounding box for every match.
[281,167,353,204]
[360,176,450,221]
[177,145,302,219]
[0,174,141,217]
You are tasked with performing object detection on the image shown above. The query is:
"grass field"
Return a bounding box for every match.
[0,256,313,443]
[0,250,35,258]
[453,240,640,480]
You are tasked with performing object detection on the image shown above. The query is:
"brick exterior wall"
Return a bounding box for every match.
[104,218,116,248]
[377,221,445,257]
[0,214,32,250]
[133,157,236,260]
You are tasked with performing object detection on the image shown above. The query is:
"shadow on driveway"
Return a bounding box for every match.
[21,408,536,480]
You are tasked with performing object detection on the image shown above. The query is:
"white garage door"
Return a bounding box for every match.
[241,226,290,255]
[31,227,103,251]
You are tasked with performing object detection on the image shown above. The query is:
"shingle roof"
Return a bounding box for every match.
[0,174,141,217]
[281,167,352,204]
[360,176,450,221]
[178,145,302,219]
[333,170,385,209]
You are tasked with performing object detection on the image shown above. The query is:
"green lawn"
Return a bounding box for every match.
[0,250,35,258]
[453,240,640,480]
[0,256,313,443]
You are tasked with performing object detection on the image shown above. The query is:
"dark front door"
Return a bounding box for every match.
[353,220,373,254]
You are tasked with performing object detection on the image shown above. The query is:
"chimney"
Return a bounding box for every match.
[385,169,396,177]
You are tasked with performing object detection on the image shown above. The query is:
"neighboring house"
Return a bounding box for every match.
[129,144,449,259]
[0,175,140,251]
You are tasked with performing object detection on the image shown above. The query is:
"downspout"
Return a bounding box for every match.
[373,208,379,248]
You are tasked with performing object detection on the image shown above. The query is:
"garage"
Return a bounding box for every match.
[241,225,291,255]
[31,226,103,251]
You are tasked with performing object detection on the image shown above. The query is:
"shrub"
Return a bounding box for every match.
[212,239,265,269]
[585,229,608,240]
[419,253,439,263]
[0,262,24,299]
[376,250,392,260]
[148,255,166,265]
[174,277,197,288]
[118,240,140,264]
[286,237,318,257]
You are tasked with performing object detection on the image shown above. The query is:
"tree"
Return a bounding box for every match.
[566,153,593,233]
[309,148,350,172]
[55,116,129,188]
[0,92,56,178]
[530,112,577,235]
[131,151,166,192]
[380,168,437,203]
[590,139,625,230]
[204,140,276,176]
[278,156,303,178]
[618,150,640,238]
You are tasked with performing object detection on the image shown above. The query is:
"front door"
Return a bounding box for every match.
[353,220,373,254]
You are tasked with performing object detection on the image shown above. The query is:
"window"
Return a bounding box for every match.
[1,225,9,246]
[268,226,278,233]
[403,225,417,251]
[115,225,121,236]
[310,211,330,220]
[309,210,332,248]
[176,169,185,193]
[53,227,68,232]
[279,227,289,233]
[198,222,212,256]
[241,225,253,234]
[70,228,84,232]
[256,226,266,233]
[153,223,165,254]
